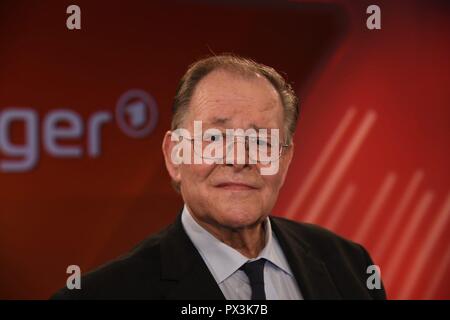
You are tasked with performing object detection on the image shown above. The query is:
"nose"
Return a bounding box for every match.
[225,138,251,169]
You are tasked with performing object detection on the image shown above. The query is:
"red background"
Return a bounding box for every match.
[0,0,448,299]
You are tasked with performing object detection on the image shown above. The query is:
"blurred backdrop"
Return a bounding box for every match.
[0,0,448,299]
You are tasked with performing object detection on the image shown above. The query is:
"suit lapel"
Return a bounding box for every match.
[271,217,342,299]
[159,214,225,300]
[158,213,341,299]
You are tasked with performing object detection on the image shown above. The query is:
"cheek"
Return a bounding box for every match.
[262,157,291,190]
[180,163,216,186]
[257,164,288,203]
[261,175,283,195]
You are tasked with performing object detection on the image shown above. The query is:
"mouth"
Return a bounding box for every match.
[215,182,258,191]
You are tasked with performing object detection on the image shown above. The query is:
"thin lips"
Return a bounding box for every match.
[215,182,257,189]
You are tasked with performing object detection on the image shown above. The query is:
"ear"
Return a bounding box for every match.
[162,131,182,185]
[279,141,294,185]
[285,141,294,167]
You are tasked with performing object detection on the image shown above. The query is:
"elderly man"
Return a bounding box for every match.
[52,55,386,300]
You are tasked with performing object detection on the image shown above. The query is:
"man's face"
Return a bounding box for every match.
[163,69,293,229]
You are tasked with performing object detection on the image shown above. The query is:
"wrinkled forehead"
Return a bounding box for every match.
[185,70,284,131]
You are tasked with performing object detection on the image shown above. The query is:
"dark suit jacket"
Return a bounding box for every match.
[51,214,386,299]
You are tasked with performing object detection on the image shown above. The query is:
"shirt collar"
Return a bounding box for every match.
[181,204,294,284]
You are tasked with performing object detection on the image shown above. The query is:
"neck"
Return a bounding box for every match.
[190,213,267,259]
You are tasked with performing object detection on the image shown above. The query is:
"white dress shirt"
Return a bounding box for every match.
[181,205,303,300]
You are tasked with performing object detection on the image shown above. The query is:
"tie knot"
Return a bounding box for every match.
[240,259,266,285]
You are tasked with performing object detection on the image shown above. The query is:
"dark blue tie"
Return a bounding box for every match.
[240,259,266,300]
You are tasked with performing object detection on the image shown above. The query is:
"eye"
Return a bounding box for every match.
[205,133,223,142]
[257,138,270,147]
